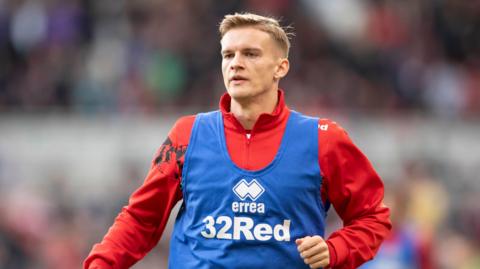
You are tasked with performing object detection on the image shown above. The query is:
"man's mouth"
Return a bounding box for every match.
[230,75,248,83]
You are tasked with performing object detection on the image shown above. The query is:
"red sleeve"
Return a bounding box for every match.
[83,116,196,269]
[318,119,392,269]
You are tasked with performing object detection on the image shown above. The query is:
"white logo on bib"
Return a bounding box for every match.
[233,179,265,201]
[200,179,291,241]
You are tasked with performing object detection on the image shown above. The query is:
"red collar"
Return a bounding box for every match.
[219,90,290,134]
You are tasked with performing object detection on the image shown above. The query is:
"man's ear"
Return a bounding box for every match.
[274,58,290,80]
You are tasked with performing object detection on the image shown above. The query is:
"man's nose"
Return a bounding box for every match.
[230,53,244,70]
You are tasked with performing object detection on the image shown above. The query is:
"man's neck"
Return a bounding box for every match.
[230,89,278,130]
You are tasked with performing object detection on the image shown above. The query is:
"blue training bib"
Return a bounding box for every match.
[169,110,327,269]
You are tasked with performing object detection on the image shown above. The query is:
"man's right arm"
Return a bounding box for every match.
[83,116,196,269]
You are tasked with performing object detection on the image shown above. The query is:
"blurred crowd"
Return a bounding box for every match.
[0,0,479,268]
[0,0,479,116]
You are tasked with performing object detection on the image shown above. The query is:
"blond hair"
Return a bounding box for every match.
[219,13,293,57]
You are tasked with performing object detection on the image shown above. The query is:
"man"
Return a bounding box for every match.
[84,13,391,269]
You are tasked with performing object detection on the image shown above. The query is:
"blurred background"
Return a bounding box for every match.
[0,0,479,268]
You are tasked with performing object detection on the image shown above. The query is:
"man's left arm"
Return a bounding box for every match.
[299,119,391,269]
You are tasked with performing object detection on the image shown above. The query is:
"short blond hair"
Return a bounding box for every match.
[219,13,293,57]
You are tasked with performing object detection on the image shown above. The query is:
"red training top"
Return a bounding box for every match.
[84,90,391,269]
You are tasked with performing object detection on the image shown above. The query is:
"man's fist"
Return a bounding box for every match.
[296,235,330,269]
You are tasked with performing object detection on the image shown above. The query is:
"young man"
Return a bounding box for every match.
[84,13,391,269]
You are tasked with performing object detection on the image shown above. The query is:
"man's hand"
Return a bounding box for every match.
[296,235,330,269]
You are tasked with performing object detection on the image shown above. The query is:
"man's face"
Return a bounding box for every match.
[220,27,288,101]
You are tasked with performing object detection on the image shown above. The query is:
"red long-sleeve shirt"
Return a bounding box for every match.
[84,90,391,269]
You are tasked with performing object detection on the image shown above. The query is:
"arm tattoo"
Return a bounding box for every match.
[154,137,187,175]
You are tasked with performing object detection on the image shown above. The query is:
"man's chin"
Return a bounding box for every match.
[226,87,252,99]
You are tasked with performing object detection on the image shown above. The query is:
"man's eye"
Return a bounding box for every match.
[245,52,257,57]
[223,54,233,59]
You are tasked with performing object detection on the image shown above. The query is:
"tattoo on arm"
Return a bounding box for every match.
[154,137,187,176]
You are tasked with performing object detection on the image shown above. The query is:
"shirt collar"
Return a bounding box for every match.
[219,89,290,133]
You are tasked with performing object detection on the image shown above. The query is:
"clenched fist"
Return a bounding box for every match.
[296,235,330,269]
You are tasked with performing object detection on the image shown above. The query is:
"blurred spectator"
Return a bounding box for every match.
[360,180,433,269]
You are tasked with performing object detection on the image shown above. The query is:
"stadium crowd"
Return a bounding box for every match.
[1,0,479,116]
[0,0,479,268]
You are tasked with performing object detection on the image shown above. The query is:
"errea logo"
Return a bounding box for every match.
[233,179,265,201]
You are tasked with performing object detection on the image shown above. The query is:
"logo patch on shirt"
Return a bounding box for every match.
[318,124,329,131]
[233,179,265,201]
